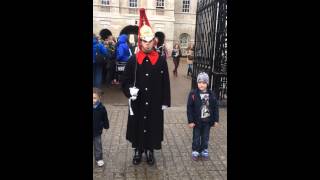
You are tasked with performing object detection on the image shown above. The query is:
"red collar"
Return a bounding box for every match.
[136,50,159,65]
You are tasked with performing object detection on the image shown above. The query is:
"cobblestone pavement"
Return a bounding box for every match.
[93,106,227,180]
[94,58,227,180]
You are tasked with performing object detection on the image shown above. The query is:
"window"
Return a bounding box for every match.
[182,0,190,13]
[101,0,110,6]
[129,0,138,14]
[129,0,137,7]
[156,0,165,15]
[179,33,190,56]
[100,0,110,12]
[156,0,164,8]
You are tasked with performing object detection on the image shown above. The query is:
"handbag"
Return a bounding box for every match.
[188,50,194,60]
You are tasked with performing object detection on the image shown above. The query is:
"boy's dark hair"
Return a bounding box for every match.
[155,31,165,46]
[93,87,104,96]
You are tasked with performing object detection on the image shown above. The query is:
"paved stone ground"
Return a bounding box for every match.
[94,58,227,180]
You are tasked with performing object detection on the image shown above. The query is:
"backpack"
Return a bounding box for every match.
[188,54,194,60]
[187,50,194,60]
[190,90,196,102]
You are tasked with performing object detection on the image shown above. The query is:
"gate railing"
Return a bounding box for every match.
[192,0,227,106]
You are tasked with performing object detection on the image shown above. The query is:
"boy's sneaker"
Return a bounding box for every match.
[97,160,104,167]
[191,151,200,161]
[201,149,209,160]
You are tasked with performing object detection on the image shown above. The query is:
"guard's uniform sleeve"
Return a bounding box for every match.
[187,91,195,124]
[121,58,135,98]
[210,91,219,126]
[103,106,109,129]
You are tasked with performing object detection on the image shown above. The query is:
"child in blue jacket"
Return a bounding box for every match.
[187,72,219,161]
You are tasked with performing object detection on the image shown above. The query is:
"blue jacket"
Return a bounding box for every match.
[116,34,130,62]
[187,88,219,126]
[93,37,108,63]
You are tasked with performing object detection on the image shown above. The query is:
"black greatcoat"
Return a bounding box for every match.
[121,52,171,150]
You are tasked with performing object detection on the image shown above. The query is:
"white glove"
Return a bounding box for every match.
[162,105,168,110]
[129,87,139,100]
[131,95,137,101]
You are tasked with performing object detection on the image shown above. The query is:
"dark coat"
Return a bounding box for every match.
[171,48,182,61]
[93,103,109,137]
[187,88,219,126]
[121,54,171,150]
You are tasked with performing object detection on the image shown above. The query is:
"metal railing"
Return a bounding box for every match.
[192,0,227,105]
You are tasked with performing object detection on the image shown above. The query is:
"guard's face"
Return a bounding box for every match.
[197,81,208,91]
[141,39,154,53]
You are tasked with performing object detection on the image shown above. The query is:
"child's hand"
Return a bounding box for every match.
[213,122,219,127]
[188,123,195,128]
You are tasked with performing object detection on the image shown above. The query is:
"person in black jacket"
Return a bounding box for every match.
[187,72,219,161]
[154,32,168,59]
[93,87,109,167]
[171,43,182,77]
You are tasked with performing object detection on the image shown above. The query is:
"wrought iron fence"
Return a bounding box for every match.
[192,0,227,106]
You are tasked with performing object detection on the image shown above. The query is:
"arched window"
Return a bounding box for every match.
[179,33,191,56]
[179,33,190,48]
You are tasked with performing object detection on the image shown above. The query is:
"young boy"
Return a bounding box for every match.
[93,88,109,167]
[187,72,219,161]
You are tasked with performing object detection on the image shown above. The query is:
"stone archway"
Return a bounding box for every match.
[119,25,139,54]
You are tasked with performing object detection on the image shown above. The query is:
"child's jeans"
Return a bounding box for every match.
[93,63,103,88]
[93,135,103,161]
[192,122,211,153]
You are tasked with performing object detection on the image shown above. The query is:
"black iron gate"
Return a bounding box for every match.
[192,0,227,106]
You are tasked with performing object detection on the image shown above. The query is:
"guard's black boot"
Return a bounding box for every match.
[146,149,155,165]
[132,149,142,165]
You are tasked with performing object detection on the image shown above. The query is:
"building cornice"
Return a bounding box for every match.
[93,15,175,22]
